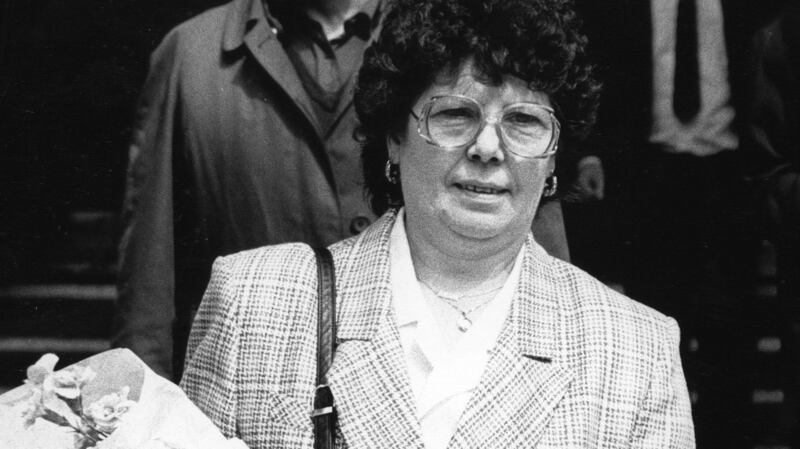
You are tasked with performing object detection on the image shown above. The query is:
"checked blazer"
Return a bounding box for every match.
[181,211,694,448]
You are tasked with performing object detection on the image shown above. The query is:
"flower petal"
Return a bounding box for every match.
[26,354,58,384]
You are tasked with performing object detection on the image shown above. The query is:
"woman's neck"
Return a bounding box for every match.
[405,215,525,297]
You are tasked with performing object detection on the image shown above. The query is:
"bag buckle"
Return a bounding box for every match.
[311,384,335,417]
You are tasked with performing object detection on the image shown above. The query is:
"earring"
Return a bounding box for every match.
[384,160,400,184]
[543,175,558,197]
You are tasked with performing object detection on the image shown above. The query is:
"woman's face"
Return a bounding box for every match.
[389,61,555,245]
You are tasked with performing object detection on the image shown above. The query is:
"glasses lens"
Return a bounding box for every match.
[426,96,482,148]
[420,96,559,158]
[500,104,555,157]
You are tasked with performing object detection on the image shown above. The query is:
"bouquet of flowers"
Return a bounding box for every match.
[18,353,135,448]
[0,349,247,449]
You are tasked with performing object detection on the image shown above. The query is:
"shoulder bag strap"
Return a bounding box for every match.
[312,246,337,449]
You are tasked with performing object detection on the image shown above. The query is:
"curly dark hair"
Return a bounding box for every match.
[355,0,601,215]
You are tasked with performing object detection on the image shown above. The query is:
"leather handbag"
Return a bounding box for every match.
[311,247,337,449]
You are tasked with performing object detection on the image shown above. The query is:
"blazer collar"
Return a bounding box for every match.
[328,210,574,448]
[333,210,397,341]
[448,236,574,448]
[514,233,568,363]
[332,210,570,357]
[328,211,423,448]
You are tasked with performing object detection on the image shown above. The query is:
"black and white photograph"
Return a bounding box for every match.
[1,0,798,447]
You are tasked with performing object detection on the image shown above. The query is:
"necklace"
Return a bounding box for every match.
[419,280,504,332]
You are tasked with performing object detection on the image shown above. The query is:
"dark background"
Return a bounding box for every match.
[1,0,225,283]
[0,0,225,387]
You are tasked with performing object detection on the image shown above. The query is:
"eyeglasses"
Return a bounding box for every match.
[410,95,561,159]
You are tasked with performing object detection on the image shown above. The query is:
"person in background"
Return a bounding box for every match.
[112,0,572,381]
[181,0,694,447]
[746,3,800,444]
[573,0,778,446]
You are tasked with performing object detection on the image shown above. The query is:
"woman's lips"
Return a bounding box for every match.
[454,182,509,195]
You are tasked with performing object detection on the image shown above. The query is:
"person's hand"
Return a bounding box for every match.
[574,156,605,201]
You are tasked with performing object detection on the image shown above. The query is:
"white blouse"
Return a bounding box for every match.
[389,211,523,449]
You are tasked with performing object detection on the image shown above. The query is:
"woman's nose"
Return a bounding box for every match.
[466,120,505,163]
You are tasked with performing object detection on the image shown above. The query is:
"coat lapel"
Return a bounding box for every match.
[224,0,387,142]
[243,27,325,138]
[327,212,424,449]
[323,55,362,140]
[448,237,574,448]
[324,4,386,139]
[222,0,325,138]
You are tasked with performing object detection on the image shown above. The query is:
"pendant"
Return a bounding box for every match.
[457,314,472,332]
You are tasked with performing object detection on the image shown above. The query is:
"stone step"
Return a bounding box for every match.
[0,284,115,339]
[0,337,109,354]
[0,284,116,301]
[1,209,117,283]
[0,283,115,390]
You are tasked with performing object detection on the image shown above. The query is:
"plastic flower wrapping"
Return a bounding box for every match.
[0,349,248,449]
[14,353,134,448]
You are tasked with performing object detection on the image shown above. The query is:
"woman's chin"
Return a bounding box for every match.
[441,208,511,241]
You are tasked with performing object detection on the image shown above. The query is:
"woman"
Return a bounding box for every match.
[181,0,694,447]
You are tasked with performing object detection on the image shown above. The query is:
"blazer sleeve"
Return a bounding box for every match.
[630,318,695,449]
[112,29,185,378]
[180,255,240,439]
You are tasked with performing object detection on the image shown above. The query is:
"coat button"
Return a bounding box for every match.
[349,216,371,234]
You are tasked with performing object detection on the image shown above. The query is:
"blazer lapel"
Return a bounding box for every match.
[327,212,424,449]
[448,237,574,448]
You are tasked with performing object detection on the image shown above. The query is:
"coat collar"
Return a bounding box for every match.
[220,0,385,140]
[221,0,265,53]
[220,0,324,137]
[324,0,385,138]
[328,210,575,448]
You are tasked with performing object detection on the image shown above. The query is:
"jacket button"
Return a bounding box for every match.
[349,216,371,234]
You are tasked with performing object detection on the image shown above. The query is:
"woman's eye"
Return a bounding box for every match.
[505,112,543,126]
[434,107,477,119]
